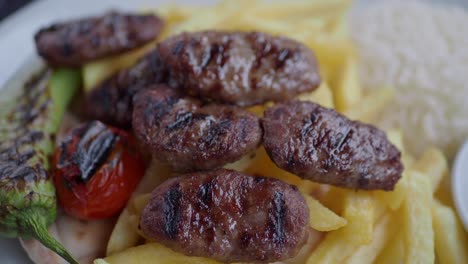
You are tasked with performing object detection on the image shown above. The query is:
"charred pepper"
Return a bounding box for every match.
[0,68,80,264]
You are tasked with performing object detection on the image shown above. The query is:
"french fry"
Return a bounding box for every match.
[432,200,468,264]
[82,41,157,92]
[318,186,346,214]
[131,194,151,215]
[249,81,335,118]
[374,228,405,264]
[374,175,406,211]
[245,147,303,186]
[374,129,407,211]
[332,56,362,113]
[131,160,173,194]
[328,6,349,38]
[97,243,220,264]
[246,105,265,117]
[412,147,448,193]
[376,146,447,212]
[296,82,334,109]
[245,0,352,20]
[304,37,354,82]
[435,177,456,208]
[344,213,397,264]
[106,161,172,256]
[386,129,404,151]
[303,195,347,231]
[341,192,375,245]
[155,5,201,27]
[170,0,247,34]
[403,170,434,264]
[223,152,257,172]
[231,16,297,34]
[306,191,374,263]
[243,146,320,198]
[373,198,388,223]
[344,87,395,123]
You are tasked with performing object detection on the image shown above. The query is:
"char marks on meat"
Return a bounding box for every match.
[84,49,166,128]
[139,169,309,263]
[158,31,321,106]
[132,86,262,172]
[35,11,164,67]
[262,100,403,190]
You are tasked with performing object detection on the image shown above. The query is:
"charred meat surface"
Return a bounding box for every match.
[158,31,321,106]
[35,11,164,67]
[140,169,309,263]
[84,49,166,128]
[262,101,403,190]
[132,86,262,172]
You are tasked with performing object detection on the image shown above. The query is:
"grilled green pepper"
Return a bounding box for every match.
[0,68,80,264]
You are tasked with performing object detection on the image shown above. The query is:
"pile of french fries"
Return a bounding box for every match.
[90,1,468,263]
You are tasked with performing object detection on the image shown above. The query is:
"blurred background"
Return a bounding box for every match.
[0,0,32,20]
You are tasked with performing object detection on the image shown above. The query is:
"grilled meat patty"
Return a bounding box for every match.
[132,86,262,172]
[262,101,403,190]
[140,169,309,263]
[84,49,166,128]
[158,31,321,106]
[35,11,164,67]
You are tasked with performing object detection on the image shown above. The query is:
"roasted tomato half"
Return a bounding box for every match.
[53,120,145,219]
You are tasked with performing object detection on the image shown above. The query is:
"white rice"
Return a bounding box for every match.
[350,0,468,158]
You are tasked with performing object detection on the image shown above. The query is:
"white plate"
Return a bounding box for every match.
[452,141,468,231]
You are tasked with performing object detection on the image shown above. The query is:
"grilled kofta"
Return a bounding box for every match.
[140,169,309,263]
[132,86,262,172]
[84,49,166,128]
[158,31,321,106]
[35,11,164,67]
[262,100,403,190]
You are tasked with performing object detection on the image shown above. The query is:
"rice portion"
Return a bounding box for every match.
[350,1,468,158]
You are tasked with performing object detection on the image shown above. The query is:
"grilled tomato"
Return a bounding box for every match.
[53,120,145,219]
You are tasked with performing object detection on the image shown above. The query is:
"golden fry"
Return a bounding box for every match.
[246,0,352,22]
[303,195,347,231]
[305,37,354,82]
[131,194,151,216]
[296,82,334,109]
[374,129,406,211]
[245,147,303,186]
[374,174,406,211]
[332,56,362,113]
[106,161,172,256]
[412,147,448,193]
[82,41,156,92]
[306,191,374,263]
[318,186,346,214]
[432,200,468,264]
[386,129,404,151]
[344,87,395,123]
[403,170,434,264]
[374,228,404,264]
[223,152,257,172]
[344,212,397,264]
[435,179,456,208]
[376,146,447,212]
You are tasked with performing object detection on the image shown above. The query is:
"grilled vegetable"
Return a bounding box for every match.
[53,121,145,219]
[0,68,80,264]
